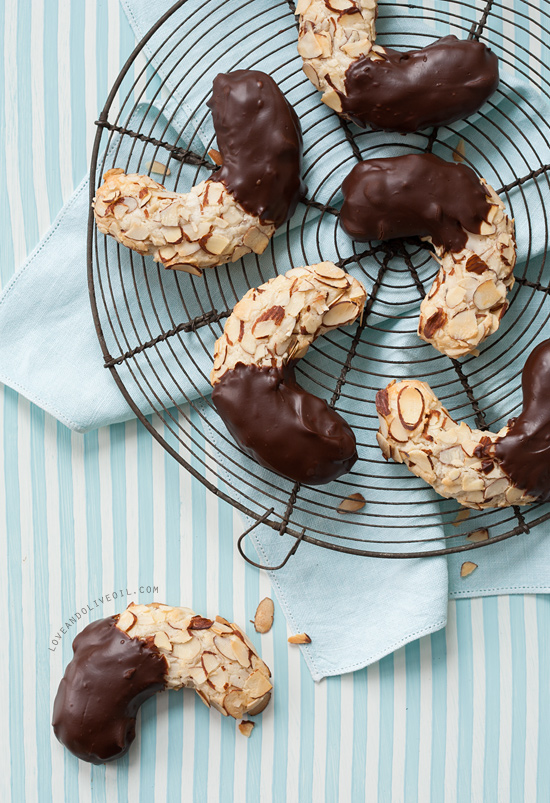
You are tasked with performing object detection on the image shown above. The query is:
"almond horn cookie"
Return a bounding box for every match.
[211,262,367,484]
[341,153,516,358]
[375,339,550,509]
[52,602,272,763]
[295,0,499,133]
[93,70,306,275]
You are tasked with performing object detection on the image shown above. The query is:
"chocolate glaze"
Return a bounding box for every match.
[52,617,167,764]
[340,35,499,133]
[207,70,306,227]
[494,339,550,501]
[340,153,491,252]
[212,363,357,484]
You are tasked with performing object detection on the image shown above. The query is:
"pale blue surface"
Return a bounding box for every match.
[1,1,550,801]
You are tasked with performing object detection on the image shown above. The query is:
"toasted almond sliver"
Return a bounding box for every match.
[254,597,275,634]
[288,633,311,644]
[460,561,478,578]
[337,493,366,514]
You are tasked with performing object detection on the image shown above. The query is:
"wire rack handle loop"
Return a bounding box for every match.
[237,509,306,570]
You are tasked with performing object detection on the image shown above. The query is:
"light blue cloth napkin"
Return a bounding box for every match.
[0,0,549,678]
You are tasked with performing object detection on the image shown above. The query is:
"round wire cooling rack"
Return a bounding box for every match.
[88,0,550,565]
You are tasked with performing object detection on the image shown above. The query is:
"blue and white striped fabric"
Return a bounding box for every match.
[2,1,550,801]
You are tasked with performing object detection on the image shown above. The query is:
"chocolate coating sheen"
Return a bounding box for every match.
[340,35,499,133]
[52,617,167,764]
[207,70,306,227]
[212,363,357,484]
[494,339,550,501]
[340,153,491,252]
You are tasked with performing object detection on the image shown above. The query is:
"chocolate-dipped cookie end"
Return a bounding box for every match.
[212,363,357,485]
[52,617,167,764]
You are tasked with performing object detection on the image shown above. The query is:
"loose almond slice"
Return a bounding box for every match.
[254,598,275,633]
[146,160,170,176]
[460,561,478,578]
[208,148,223,165]
[337,493,366,514]
[288,633,311,644]
[452,508,471,527]
[238,720,255,737]
[466,528,489,543]
[452,139,466,163]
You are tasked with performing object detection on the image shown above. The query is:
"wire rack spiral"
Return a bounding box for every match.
[88,0,550,565]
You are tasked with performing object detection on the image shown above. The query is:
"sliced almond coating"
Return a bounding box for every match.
[172,637,201,661]
[375,378,534,510]
[202,651,220,675]
[93,170,275,273]
[466,527,489,543]
[116,609,137,632]
[337,492,366,513]
[223,690,249,718]
[154,631,172,652]
[243,670,273,699]
[210,264,366,385]
[251,655,272,678]
[254,598,275,634]
[397,386,425,430]
[460,561,478,578]
[314,262,346,281]
[167,627,193,644]
[473,280,503,310]
[247,692,272,716]
[322,89,343,113]
[238,720,255,737]
[188,667,207,685]
[205,233,231,255]
[231,636,251,669]
[288,633,311,644]
[196,689,211,708]
[322,301,358,327]
[214,635,238,661]
[189,616,213,630]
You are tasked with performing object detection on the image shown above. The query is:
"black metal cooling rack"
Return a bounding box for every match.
[88,0,550,566]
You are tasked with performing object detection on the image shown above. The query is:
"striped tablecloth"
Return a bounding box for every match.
[1,1,550,801]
